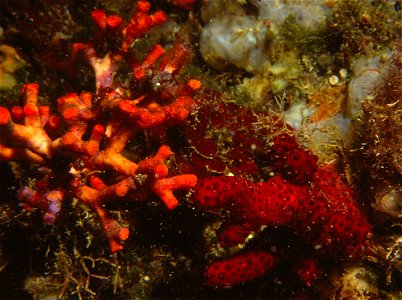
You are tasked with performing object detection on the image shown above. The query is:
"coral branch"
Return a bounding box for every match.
[121,1,167,52]
[0,84,55,162]
[70,177,135,252]
[152,174,198,209]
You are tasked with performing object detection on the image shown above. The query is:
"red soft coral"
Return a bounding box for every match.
[204,251,275,288]
[271,134,318,183]
[192,159,372,287]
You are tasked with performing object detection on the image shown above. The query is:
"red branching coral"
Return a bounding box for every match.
[0,82,197,252]
[121,2,167,52]
[191,136,372,288]
[91,1,167,53]
[0,1,199,253]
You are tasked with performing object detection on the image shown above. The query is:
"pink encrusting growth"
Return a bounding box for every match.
[0,2,199,253]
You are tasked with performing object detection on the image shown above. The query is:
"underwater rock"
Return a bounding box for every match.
[199,0,330,74]
[332,266,381,299]
[374,187,402,218]
[0,45,25,90]
[200,15,273,73]
[200,0,246,22]
[254,0,330,28]
[347,50,391,117]
[360,45,401,176]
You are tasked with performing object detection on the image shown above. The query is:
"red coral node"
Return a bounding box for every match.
[62,107,80,121]
[23,103,39,117]
[92,124,105,139]
[118,227,130,241]
[21,83,39,99]
[91,9,107,29]
[89,175,108,191]
[11,106,23,121]
[137,1,151,13]
[119,100,137,113]
[187,79,202,91]
[151,11,168,24]
[48,116,61,130]
[107,15,122,29]
[0,107,11,124]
